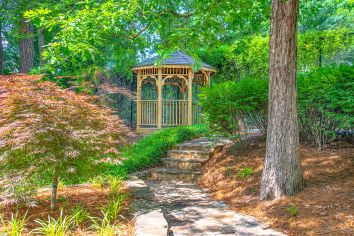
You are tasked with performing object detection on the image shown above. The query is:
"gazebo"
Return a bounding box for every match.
[132,51,215,132]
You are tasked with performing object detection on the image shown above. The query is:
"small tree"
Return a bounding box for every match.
[0,75,136,209]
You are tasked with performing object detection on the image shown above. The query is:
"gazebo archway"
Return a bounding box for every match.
[132,51,215,132]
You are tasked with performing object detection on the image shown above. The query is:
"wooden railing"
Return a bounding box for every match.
[139,100,157,126]
[162,100,188,126]
[138,100,202,128]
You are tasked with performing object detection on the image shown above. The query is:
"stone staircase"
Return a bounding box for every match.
[150,137,231,182]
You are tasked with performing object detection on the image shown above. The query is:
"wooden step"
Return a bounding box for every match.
[150,168,202,182]
[166,150,212,159]
[161,158,207,170]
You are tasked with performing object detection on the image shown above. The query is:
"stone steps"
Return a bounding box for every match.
[150,168,202,182]
[166,149,212,159]
[161,158,207,170]
[149,137,231,183]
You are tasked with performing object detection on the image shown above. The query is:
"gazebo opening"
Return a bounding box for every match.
[132,51,215,132]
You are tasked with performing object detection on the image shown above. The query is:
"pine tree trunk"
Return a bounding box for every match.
[38,27,45,66]
[260,0,304,200]
[51,168,59,211]
[19,19,34,73]
[0,20,4,74]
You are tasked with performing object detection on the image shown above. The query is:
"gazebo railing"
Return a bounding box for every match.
[139,100,158,126]
[162,100,188,126]
[138,100,202,128]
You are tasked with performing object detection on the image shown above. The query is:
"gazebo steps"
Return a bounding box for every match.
[161,158,207,170]
[150,168,202,182]
[166,149,212,159]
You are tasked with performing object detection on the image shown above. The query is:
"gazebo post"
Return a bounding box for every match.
[157,67,163,129]
[187,68,193,126]
[180,79,186,125]
[136,70,142,130]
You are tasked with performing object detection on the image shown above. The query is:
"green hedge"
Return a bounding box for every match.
[199,78,268,134]
[198,65,353,149]
[298,65,354,149]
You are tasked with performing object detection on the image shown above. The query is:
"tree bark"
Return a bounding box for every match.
[38,27,45,66]
[51,168,59,211]
[0,20,4,74]
[260,0,304,200]
[19,19,34,73]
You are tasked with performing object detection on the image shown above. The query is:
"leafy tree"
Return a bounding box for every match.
[0,75,136,209]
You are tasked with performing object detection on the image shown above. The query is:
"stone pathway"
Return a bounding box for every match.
[146,180,285,236]
[128,137,286,236]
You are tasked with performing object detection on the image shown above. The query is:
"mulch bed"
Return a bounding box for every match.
[201,136,354,236]
[0,185,133,235]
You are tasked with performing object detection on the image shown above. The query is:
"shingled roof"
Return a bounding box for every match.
[133,51,214,69]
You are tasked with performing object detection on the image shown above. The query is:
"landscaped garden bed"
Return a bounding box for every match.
[0,178,133,235]
[201,135,354,235]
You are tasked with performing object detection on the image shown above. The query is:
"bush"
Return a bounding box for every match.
[199,79,268,134]
[111,125,207,175]
[199,65,353,149]
[298,65,354,149]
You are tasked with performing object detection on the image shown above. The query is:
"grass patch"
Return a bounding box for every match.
[108,125,207,176]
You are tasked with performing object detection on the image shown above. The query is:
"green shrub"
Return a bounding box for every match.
[286,205,299,217]
[107,176,122,196]
[236,167,253,179]
[89,176,108,188]
[90,212,116,236]
[33,210,74,236]
[199,79,268,135]
[199,65,353,149]
[109,125,207,175]
[70,204,90,227]
[298,65,354,149]
[102,193,128,222]
[0,211,28,236]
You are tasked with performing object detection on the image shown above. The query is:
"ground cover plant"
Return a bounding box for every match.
[112,125,208,175]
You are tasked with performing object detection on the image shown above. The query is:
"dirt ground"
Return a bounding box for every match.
[0,184,133,235]
[201,136,354,236]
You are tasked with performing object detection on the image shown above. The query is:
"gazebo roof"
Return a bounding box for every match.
[133,51,215,70]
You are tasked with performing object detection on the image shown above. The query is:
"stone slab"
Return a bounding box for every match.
[135,209,169,236]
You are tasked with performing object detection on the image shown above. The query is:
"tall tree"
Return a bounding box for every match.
[0,20,4,74]
[260,0,304,200]
[19,18,34,73]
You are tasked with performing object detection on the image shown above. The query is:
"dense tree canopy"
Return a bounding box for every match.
[1,0,350,81]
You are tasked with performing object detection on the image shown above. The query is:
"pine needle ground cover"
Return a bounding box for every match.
[201,136,354,235]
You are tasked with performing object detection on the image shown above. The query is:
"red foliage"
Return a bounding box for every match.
[0,75,136,203]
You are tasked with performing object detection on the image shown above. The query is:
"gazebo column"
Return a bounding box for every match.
[136,70,142,130]
[187,69,193,126]
[157,68,163,129]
